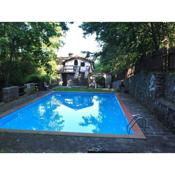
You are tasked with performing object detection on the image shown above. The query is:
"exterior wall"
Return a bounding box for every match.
[64,59,92,73]
[124,72,175,131]
[58,58,93,74]
[65,59,91,67]
[57,64,63,72]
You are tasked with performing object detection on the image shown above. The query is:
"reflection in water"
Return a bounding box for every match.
[0,92,133,135]
[56,93,94,110]
[79,95,132,134]
[38,105,46,117]
[36,96,65,131]
[79,96,110,133]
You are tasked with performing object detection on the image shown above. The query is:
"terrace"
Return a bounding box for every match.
[0,87,174,153]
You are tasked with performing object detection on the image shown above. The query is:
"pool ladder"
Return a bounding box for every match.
[127,114,147,134]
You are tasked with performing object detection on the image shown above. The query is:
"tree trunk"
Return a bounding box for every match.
[150,23,159,52]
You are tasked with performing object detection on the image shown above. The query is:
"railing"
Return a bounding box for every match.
[60,65,90,73]
[127,114,147,134]
[62,65,76,72]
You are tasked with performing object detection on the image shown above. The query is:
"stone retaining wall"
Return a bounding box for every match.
[165,73,175,104]
[2,86,19,102]
[124,72,175,131]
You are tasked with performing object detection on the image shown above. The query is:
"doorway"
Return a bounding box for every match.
[62,74,67,86]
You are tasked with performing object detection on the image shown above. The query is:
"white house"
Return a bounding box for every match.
[58,54,94,86]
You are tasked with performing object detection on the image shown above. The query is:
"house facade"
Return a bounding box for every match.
[58,54,94,86]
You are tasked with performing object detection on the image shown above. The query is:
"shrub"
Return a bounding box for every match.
[24,74,42,83]
[25,73,50,82]
[41,74,50,83]
[96,76,105,87]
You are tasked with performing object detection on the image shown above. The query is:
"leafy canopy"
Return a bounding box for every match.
[0,22,67,87]
[81,22,175,73]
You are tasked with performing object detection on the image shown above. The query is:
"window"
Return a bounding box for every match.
[81,62,85,67]
[74,60,78,66]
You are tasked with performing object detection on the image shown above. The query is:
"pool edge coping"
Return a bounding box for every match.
[117,94,146,139]
[0,91,146,139]
[0,91,53,119]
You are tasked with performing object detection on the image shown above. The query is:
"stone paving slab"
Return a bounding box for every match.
[0,91,49,114]
[0,132,175,153]
[119,93,174,137]
[0,92,174,153]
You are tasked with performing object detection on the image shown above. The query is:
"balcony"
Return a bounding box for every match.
[59,65,90,73]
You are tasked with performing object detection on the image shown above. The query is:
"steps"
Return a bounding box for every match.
[74,66,80,79]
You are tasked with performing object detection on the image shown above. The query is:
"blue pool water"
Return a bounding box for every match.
[0,92,134,135]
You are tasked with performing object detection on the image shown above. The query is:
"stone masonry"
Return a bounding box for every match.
[124,71,175,132]
[2,86,19,103]
[165,73,175,104]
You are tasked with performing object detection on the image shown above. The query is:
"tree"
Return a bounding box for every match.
[0,22,67,87]
[80,22,175,73]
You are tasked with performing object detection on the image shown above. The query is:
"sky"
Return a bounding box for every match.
[57,22,100,57]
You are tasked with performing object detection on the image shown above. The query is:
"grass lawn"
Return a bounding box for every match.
[53,86,117,93]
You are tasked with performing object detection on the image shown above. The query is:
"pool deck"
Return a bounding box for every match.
[0,91,175,153]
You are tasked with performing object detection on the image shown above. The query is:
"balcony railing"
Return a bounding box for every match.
[60,65,90,73]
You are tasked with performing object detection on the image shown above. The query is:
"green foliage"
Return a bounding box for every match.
[25,74,42,83]
[95,76,105,87]
[45,60,58,81]
[81,22,175,73]
[0,22,67,87]
[94,62,103,73]
[25,73,51,84]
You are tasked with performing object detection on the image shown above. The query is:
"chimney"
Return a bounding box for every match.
[68,53,73,57]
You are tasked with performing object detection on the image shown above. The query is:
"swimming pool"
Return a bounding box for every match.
[0,92,145,138]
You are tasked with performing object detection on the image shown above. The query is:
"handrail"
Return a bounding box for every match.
[127,114,141,127]
[127,114,147,134]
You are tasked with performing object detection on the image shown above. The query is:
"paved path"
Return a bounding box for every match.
[0,92,174,153]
